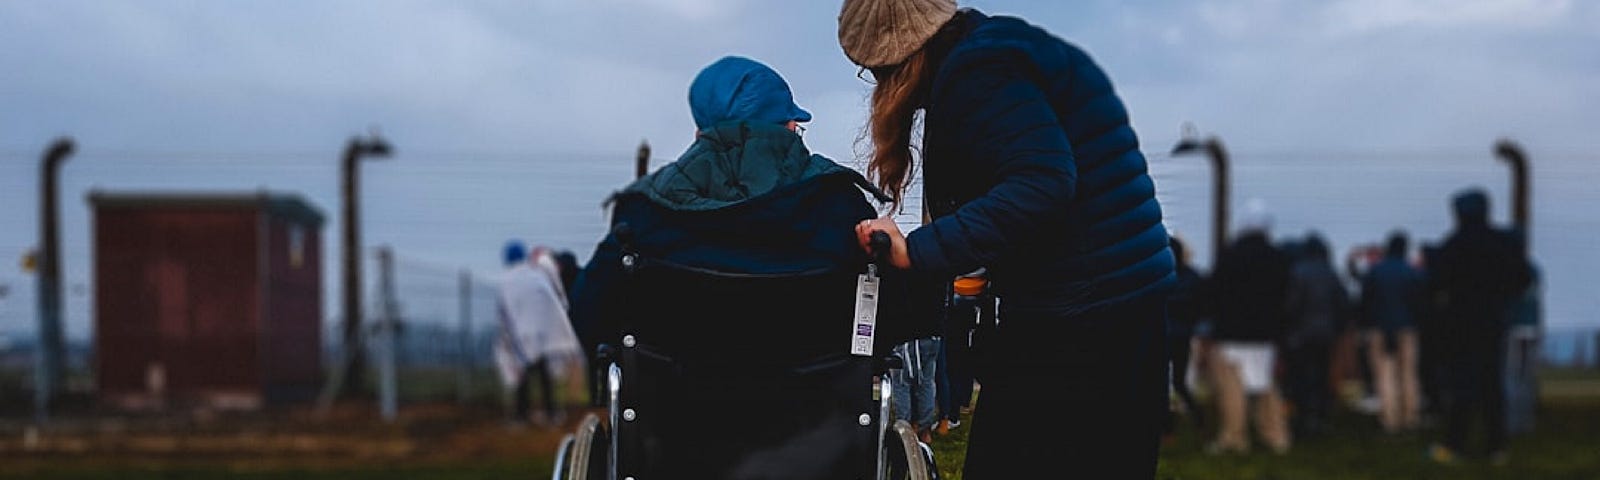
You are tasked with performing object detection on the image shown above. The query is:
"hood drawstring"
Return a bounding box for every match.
[895,340,921,381]
[912,340,921,379]
[897,338,928,380]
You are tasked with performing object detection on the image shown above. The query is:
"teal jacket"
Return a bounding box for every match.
[621,122,876,212]
[571,121,927,356]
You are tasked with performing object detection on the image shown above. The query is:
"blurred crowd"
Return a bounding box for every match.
[1165,189,1540,465]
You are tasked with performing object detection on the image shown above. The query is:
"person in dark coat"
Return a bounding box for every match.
[552,250,580,297]
[1427,189,1533,464]
[1205,208,1293,454]
[893,270,947,443]
[838,1,1175,476]
[567,56,934,479]
[1166,237,1206,434]
[934,269,989,435]
[1284,233,1350,439]
[1362,231,1424,433]
[570,55,910,355]
[1416,244,1448,420]
[1346,245,1385,412]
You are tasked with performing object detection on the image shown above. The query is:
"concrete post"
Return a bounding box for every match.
[338,135,391,396]
[1171,134,1231,265]
[457,269,472,405]
[1494,139,1531,237]
[375,246,398,422]
[636,141,651,179]
[35,137,74,422]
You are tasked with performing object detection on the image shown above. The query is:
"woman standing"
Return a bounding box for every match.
[838,1,1174,477]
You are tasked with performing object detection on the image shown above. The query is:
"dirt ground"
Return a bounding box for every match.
[1,401,578,478]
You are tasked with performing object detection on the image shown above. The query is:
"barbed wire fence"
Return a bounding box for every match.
[388,251,503,406]
[316,248,507,418]
[1,146,1599,420]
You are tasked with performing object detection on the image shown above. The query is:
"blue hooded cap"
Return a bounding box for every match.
[504,240,527,266]
[688,56,811,130]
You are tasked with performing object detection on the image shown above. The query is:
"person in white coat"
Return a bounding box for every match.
[495,241,585,425]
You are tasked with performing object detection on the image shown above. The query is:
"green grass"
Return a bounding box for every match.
[4,459,553,480]
[9,370,1600,479]
[928,417,972,479]
[923,370,1600,480]
[1150,400,1600,480]
[922,399,1600,480]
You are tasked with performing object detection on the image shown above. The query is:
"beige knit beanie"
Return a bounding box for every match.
[838,0,959,68]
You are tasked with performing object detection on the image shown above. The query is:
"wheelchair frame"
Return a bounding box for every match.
[552,353,936,480]
[552,228,937,479]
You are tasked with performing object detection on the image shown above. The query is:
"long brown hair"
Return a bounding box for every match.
[865,51,930,207]
[863,13,968,207]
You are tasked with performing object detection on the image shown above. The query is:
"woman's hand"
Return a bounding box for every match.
[855,216,911,269]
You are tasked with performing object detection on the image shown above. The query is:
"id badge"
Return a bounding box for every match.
[850,269,880,356]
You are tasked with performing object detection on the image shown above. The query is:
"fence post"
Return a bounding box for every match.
[457,269,472,405]
[340,135,392,397]
[1593,330,1600,370]
[636,140,651,179]
[1494,140,1531,238]
[35,137,74,423]
[1171,130,1230,266]
[375,246,399,422]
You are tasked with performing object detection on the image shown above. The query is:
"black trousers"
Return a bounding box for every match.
[939,295,983,421]
[514,359,557,420]
[1417,316,1448,417]
[1446,330,1507,455]
[1355,338,1377,398]
[963,302,1166,479]
[1285,339,1334,436]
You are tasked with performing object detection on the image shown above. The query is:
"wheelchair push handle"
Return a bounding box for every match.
[867,230,892,265]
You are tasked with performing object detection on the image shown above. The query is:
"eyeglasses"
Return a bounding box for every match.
[857,67,876,85]
[856,65,899,86]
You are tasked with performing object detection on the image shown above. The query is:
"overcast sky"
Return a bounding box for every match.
[1,0,1597,338]
[6,1,1598,155]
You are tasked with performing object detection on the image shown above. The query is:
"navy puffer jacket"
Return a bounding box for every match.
[912,10,1174,317]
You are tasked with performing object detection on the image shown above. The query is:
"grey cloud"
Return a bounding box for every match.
[1,0,1596,337]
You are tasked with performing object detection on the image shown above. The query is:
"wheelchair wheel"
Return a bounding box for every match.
[918,441,940,480]
[551,434,575,480]
[557,413,606,480]
[883,420,935,480]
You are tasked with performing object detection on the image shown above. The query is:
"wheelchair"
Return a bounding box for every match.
[552,231,937,480]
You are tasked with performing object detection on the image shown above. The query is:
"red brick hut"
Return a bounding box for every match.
[90,191,324,410]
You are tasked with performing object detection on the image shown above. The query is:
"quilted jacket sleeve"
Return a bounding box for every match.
[906,56,1078,275]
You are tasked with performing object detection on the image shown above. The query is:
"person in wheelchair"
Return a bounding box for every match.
[564,56,938,479]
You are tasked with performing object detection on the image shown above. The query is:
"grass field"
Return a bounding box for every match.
[927,399,1600,480]
[1155,403,1600,479]
[924,369,1600,480]
[5,369,1599,479]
